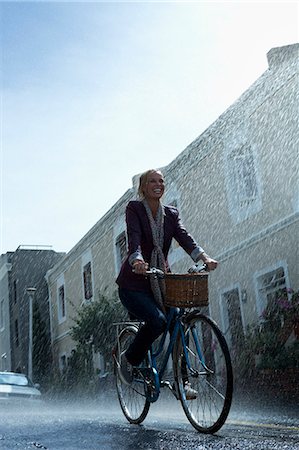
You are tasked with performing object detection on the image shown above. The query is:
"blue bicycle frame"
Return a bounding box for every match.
[136,307,207,403]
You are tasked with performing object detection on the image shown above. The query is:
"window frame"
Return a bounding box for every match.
[254,261,290,320]
[224,138,262,223]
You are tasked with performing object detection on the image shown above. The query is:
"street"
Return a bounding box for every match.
[0,387,298,450]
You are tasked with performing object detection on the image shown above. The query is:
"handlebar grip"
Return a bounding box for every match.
[145,268,164,277]
[188,263,208,273]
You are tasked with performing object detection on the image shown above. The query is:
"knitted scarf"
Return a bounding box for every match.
[142,199,167,313]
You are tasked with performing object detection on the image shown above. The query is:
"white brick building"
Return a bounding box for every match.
[47,43,299,375]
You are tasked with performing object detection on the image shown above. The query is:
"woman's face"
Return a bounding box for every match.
[143,171,165,201]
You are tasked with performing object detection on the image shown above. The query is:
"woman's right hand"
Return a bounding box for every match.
[132,260,149,275]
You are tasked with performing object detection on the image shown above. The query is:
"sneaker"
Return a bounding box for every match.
[118,351,133,385]
[184,382,198,400]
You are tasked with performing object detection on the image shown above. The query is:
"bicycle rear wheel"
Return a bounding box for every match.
[173,312,233,433]
[115,325,150,424]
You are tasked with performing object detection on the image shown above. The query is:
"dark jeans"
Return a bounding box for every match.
[118,288,167,366]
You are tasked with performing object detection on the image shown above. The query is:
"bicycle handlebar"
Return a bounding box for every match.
[144,263,208,278]
[188,263,208,273]
[145,268,165,277]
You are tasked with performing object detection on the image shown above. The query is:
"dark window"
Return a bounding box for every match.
[15,319,19,347]
[59,285,66,318]
[13,280,17,304]
[83,262,93,300]
[0,299,4,329]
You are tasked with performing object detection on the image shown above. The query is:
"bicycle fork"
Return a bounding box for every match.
[181,324,214,377]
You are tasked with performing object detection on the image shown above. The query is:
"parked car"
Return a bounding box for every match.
[0,371,42,402]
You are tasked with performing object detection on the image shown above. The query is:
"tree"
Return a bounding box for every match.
[71,291,128,370]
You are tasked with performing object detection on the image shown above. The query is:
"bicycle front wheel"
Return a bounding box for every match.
[115,325,150,424]
[173,312,233,433]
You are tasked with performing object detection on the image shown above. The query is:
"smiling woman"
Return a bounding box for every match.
[115,168,218,386]
[138,170,165,202]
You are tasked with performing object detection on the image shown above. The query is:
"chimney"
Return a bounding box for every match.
[267,43,299,69]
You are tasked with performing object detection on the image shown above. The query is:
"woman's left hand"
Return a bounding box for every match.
[200,253,218,271]
[205,258,218,271]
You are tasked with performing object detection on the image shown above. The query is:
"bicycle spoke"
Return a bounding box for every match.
[204,379,226,400]
[186,344,214,374]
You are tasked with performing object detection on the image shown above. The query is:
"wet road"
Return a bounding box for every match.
[0,391,298,450]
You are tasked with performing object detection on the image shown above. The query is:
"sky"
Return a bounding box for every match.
[0,1,298,255]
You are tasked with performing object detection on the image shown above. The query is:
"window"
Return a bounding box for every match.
[58,285,66,321]
[115,231,127,271]
[224,142,261,223]
[231,144,258,206]
[0,299,4,330]
[256,265,287,318]
[83,262,93,300]
[13,280,17,304]
[15,319,19,347]
[220,288,244,350]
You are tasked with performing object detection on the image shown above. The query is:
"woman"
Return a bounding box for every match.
[116,169,218,390]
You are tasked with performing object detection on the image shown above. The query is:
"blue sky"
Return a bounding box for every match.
[1,1,298,254]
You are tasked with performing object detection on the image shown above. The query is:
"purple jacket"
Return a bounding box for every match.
[116,201,204,292]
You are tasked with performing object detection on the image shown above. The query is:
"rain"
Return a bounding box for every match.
[0,2,298,450]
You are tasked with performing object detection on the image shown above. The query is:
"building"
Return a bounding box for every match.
[0,252,13,371]
[0,246,64,378]
[47,43,299,378]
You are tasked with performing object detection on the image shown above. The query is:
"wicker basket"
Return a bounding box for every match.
[164,272,209,308]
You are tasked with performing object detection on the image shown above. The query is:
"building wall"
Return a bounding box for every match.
[0,247,64,377]
[0,254,13,371]
[8,248,65,375]
[48,43,299,372]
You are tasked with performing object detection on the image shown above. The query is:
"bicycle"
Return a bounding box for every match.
[112,265,233,434]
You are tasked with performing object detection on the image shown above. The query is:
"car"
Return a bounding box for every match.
[0,371,42,402]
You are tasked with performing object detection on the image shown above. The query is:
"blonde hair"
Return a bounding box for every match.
[138,169,164,199]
